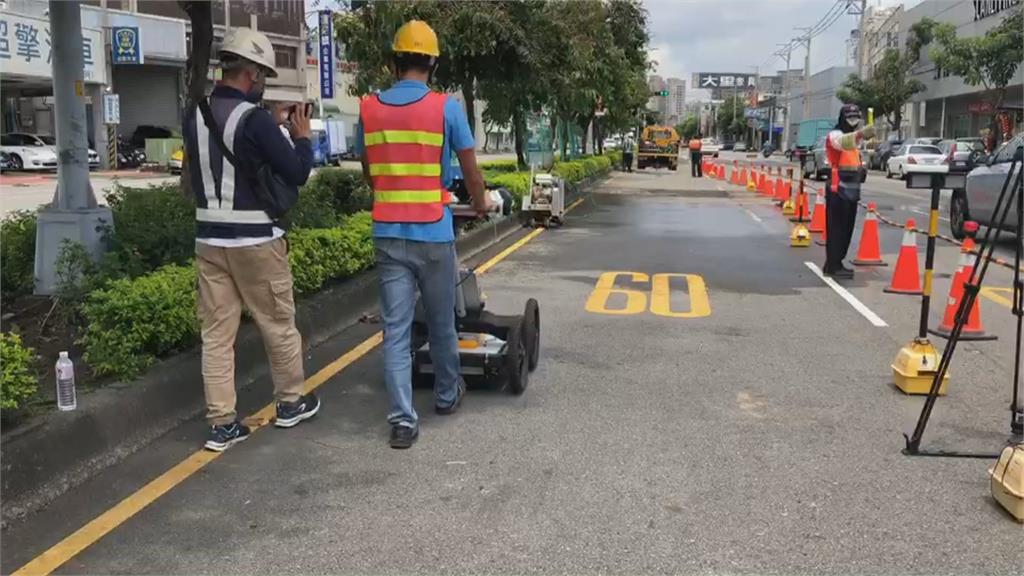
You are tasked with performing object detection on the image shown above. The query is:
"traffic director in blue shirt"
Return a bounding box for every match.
[357,20,492,449]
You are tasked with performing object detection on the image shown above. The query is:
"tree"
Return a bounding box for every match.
[837,48,924,137]
[908,8,1022,142]
[715,94,748,141]
[177,1,214,196]
[675,116,699,141]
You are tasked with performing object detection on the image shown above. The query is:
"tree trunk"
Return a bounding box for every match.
[178,1,213,197]
[513,108,526,169]
[462,81,476,140]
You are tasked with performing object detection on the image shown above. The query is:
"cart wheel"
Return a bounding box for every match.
[523,299,540,372]
[504,318,529,395]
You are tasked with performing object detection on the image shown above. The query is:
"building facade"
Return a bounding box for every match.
[647,75,668,121]
[859,5,902,81]
[783,65,855,144]
[1,0,308,168]
[666,77,686,125]
[900,0,1023,143]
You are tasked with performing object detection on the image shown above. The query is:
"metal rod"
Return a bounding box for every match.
[1012,155,1024,440]
[918,177,941,339]
[905,156,1023,453]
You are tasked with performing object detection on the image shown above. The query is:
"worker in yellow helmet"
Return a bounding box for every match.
[357,20,491,449]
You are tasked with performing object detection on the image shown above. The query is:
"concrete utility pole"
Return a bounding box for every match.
[854,0,868,79]
[776,43,794,152]
[793,28,812,124]
[34,0,111,294]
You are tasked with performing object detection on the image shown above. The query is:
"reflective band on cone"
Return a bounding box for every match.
[809,191,826,233]
[929,238,997,341]
[884,219,923,295]
[852,202,888,266]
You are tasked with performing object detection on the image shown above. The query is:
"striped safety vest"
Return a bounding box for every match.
[360,91,449,223]
[826,130,862,194]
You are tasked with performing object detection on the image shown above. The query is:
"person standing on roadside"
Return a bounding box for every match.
[689,133,703,177]
[822,103,875,278]
[183,28,320,452]
[622,132,635,172]
[357,20,492,449]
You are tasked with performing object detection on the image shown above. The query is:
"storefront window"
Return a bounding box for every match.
[274,45,296,70]
[952,115,970,139]
[138,0,225,25]
[256,0,303,37]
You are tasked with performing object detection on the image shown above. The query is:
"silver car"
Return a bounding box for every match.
[951,133,1023,239]
[802,135,868,181]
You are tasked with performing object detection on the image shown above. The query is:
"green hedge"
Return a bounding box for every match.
[484,172,531,199]
[103,184,195,277]
[291,168,372,228]
[479,159,520,173]
[1,211,37,304]
[81,264,199,379]
[289,212,374,295]
[1,332,37,413]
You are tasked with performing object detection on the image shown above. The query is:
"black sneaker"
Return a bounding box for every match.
[275,393,321,428]
[204,421,251,452]
[389,425,419,449]
[834,266,855,279]
[435,379,466,415]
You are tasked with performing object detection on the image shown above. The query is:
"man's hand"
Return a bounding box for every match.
[288,102,312,141]
[860,124,877,141]
[471,192,495,217]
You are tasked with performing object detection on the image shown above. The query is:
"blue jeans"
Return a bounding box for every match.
[375,238,461,428]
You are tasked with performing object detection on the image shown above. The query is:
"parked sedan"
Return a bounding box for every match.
[951,133,1024,239]
[937,138,985,175]
[1,132,100,170]
[886,144,948,179]
[870,137,903,170]
[734,142,748,152]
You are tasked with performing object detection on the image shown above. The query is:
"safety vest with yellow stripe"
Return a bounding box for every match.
[825,129,862,194]
[360,91,449,223]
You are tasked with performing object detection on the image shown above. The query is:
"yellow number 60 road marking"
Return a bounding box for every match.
[585,272,711,318]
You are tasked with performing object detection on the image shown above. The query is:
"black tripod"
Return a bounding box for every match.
[904,145,1024,458]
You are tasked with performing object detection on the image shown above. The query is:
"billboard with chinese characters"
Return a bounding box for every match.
[691,73,757,91]
[318,10,334,99]
[0,13,106,84]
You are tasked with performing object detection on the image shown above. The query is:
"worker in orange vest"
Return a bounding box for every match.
[358,20,492,449]
[823,104,875,278]
[688,133,703,177]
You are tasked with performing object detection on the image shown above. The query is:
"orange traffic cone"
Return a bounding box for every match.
[739,167,747,187]
[773,175,787,203]
[790,179,807,222]
[884,219,922,295]
[930,237,997,341]
[852,202,887,266]
[731,161,739,184]
[808,190,826,233]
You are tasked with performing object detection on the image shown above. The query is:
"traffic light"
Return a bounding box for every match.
[659,90,669,96]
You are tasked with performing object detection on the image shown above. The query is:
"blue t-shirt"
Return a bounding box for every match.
[355,80,475,242]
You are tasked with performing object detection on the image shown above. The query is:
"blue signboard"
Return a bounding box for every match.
[111,26,142,64]
[318,11,334,99]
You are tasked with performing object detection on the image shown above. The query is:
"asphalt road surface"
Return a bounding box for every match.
[4,161,1023,575]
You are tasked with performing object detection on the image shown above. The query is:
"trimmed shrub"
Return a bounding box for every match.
[290,172,343,229]
[299,168,373,221]
[1,210,38,304]
[479,159,519,173]
[104,184,195,277]
[288,212,374,295]
[484,172,531,200]
[1,332,38,413]
[81,263,199,380]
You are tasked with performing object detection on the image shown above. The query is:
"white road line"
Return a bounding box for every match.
[909,207,950,223]
[804,262,889,327]
[744,208,764,223]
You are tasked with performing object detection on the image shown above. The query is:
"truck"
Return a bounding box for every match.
[636,125,680,171]
[310,118,347,166]
[789,118,833,162]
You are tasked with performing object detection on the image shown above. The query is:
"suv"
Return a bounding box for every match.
[952,134,1024,239]
[870,137,903,170]
[937,138,985,175]
[802,135,870,181]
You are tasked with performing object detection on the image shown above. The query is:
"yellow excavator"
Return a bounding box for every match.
[636,125,680,171]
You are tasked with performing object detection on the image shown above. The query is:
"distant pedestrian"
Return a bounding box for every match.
[184,28,320,452]
[689,133,703,177]
[622,132,635,172]
[823,103,875,278]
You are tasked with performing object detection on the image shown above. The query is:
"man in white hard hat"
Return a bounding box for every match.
[182,27,319,452]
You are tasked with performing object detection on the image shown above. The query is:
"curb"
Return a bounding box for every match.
[0,207,533,525]
[0,161,618,523]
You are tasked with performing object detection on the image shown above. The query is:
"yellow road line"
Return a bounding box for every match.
[14,194,583,576]
[981,287,1014,309]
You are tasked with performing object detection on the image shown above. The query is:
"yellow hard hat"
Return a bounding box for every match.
[392,20,439,57]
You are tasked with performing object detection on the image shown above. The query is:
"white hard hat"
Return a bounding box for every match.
[219,27,278,78]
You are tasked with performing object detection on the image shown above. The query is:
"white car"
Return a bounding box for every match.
[1,132,100,171]
[886,144,949,179]
[700,138,721,157]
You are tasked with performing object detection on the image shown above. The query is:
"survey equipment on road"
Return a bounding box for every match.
[903,146,1023,465]
[521,170,566,228]
[411,181,540,394]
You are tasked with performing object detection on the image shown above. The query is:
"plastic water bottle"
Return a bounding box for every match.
[55,351,77,411]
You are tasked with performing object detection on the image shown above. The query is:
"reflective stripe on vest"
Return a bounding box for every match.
[826,137,861,193]
[360,92,447,223]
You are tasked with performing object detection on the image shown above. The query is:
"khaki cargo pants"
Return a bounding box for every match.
[196,237,304,426]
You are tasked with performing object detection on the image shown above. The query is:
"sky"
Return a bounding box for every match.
[644,0,925,101]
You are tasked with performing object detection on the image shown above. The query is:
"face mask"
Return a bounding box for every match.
[245,70,266,103]
[846,117,861,128]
